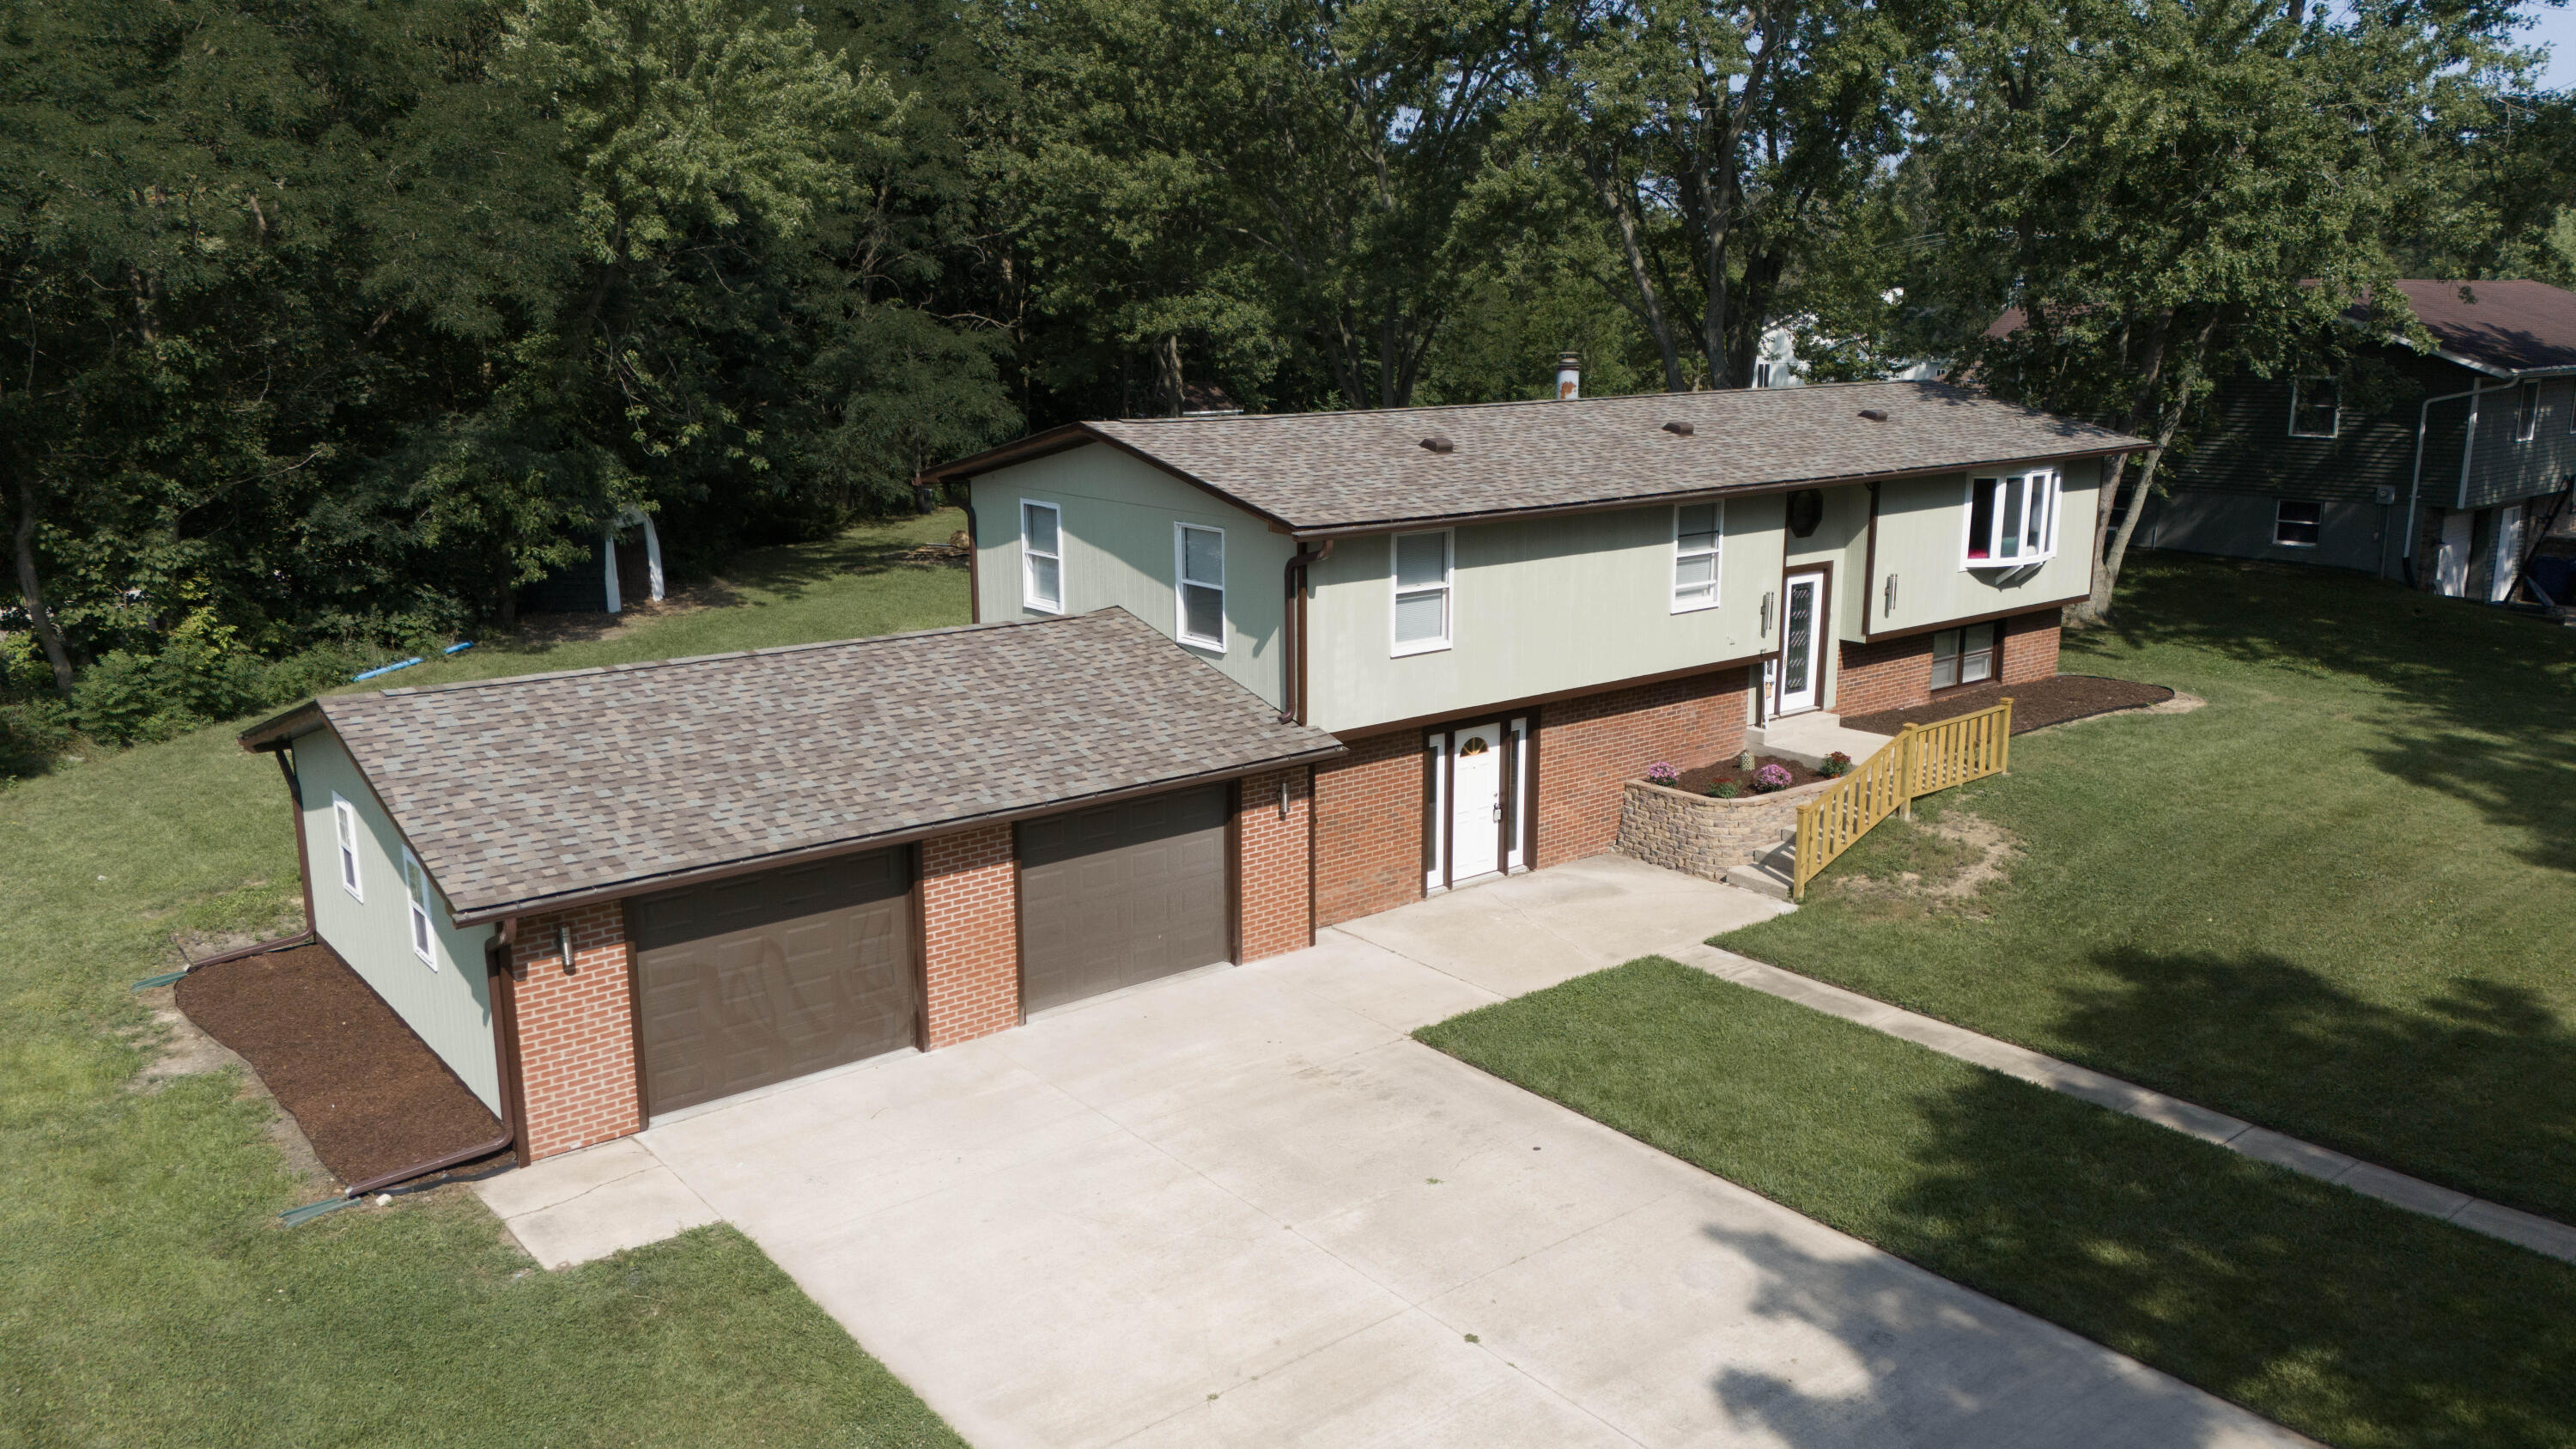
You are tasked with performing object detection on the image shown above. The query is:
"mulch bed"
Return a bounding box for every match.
[1839,673,2175,738]
[175,942,503,1188]
[1668,753,1834,796]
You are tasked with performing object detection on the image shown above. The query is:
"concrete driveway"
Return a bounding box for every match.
[486,856,2308,1448]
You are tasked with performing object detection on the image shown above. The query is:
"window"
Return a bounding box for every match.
[1672,502,1722,612]
[1174,524,1225,649]
[1020,501,1062,613]
[1391,530,1452,654]
[2288,379,2340,439]
[2274,500,2321,547]
[331,795,363,901]
[1962,471,2059,566]
[1753,360,1776,389]
[1930,624,1997,691]
[2516,381,2540,442]
[401,849,436,968]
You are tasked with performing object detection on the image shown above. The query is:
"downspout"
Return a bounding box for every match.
[340,917,524,1196]
[1281,539,1333,724]
[2402,380,2485,587]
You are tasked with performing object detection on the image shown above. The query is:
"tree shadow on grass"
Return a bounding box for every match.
[2091,556,2576,871]
[2059,946,2576,1223]
[1698,1070,2576,1449]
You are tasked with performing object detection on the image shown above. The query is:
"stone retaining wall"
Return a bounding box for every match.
[1615,775,1838,880]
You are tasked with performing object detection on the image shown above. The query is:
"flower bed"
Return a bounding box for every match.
[1616,768,1842,881]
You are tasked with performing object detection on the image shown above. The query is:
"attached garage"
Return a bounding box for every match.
[1018,786,1230,1014]
[629,849,914,1116]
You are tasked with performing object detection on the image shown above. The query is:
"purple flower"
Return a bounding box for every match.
[1753,763,1794,792]
[1645,762,1680,785]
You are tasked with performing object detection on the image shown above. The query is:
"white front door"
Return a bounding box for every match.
[2437,512,2471,597]
[1449,723,1504,882]
[2491,504,2526,603]
[1775,570,1827,715]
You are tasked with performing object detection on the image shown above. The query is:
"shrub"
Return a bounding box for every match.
[1709,780,1742,799]
[1645,762,1680,787]
[1818,751,1854,777]
[1752,763,1795,793]
[0,698,73,772]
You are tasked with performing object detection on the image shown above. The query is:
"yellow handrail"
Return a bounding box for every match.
[1790,697,2013,900]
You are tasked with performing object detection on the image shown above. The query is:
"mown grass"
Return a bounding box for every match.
[1722,554,2576,1221]
[1419,959,2576,1449]
[0,513,971,1447]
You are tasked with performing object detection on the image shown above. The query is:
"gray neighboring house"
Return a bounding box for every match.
[2142,279,2576,600]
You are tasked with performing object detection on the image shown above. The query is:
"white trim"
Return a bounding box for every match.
[401,848,437,969]
[1505,715,1529,873]
[1020,500,1064,614]
[2287,378,2341,439]
[1174,522,1226,651]
[1390,529,1454,655]
[331,794,363,902]
[2515,381,2541,442]
[1929,624,1997,691]
[1671,500,1722,612]
[1960,470,2060,569]
[2272,499,2321,548]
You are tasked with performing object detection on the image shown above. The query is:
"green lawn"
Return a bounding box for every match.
[1722,554,2576,1221]
[1419,959,2576,1449]
[0,513,971,1447]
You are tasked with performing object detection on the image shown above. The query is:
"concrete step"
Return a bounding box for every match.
[1745,712,1893,770]
[1724,843,1796,902]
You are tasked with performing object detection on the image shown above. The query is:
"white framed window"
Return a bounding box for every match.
[1391,530,1453,654]
[2274,500,2321,547]
[401,849,437,968]
[1174,523,1225,650]
[2288,379,2340,439]
[331,795,363,901]
[2515,381,2540,442]
[1962,471,2059,567]
[1930,624,1997,690]
[1672,502,1722,612]
[1020,500,1063,613]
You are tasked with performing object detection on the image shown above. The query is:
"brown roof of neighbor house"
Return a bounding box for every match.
[2352,279,2576,374]
[239,609,1343,923]
[929,379,2143,534]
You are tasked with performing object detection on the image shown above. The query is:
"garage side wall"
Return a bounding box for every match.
[1235,766,1314,960]
[509,903,642,1160]
[1534,667,1752,868]
[294,730,501,1114]
[922,825,1019,1046]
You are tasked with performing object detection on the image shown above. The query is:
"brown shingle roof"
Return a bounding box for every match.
[258,610,1340,922]
[2354,279,2576,374]
[936,380,2142,533]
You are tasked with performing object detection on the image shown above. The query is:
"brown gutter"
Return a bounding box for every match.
[175,931,317,971]
[442,743,1351,928]
[340,924,526,1196]
[1280,539,1334,723]
[1859,592,2090,643]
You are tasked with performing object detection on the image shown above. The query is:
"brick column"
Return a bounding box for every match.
[1234,766,1314,961]
[2001,611,2061,684]
[921,825,1018,1047]
[1314,731,1428,928]
[507,903,641,1160]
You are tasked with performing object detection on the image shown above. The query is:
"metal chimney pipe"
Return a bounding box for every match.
[1555,352,1583,400]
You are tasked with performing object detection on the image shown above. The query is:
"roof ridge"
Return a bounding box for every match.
[1096,377,1970,426]
[364,612,1095,701]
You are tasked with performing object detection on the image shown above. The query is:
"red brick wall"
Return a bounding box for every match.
[1534,667,1752,867]
[2002,612,2061,684]
[1234,766,1314,961]
[1314,730,1426,927]
[1833,634,1936,716]
[508,903,641,1161]
[920,824,1018,1047]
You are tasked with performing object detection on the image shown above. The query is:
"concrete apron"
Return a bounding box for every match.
[479,855,2310,1448]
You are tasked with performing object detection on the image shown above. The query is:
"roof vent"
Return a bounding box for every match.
[1858,408,1890,422]
[1662,420,1695,436]
[1419,435,1455,454]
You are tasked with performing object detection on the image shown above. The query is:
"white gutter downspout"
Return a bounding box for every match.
[2401,380,2486,585]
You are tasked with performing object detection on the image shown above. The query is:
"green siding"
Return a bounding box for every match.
[296,730,501,1113]
[2458,378,2576,511]
[1864,463,2105,637]
[2168,350,2475,506]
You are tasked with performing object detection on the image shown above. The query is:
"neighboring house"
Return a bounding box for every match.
[2123,280,2576,600]
[236,374,2135,1168]
[1749,303,1946,391]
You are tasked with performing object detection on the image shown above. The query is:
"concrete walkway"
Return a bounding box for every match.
[1679,942,2576,1264]
[483,856,2311,1449]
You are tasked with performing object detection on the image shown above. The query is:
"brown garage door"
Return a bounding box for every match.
[628,850,914,1117]
[1018,786,1230,1014]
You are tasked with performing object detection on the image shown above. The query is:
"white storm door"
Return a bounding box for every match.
[2438,513,2471,598]
[1775,570,1826,715]
[1449,723,1504,882]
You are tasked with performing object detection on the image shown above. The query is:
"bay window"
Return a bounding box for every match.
[1963,471,2059,567]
